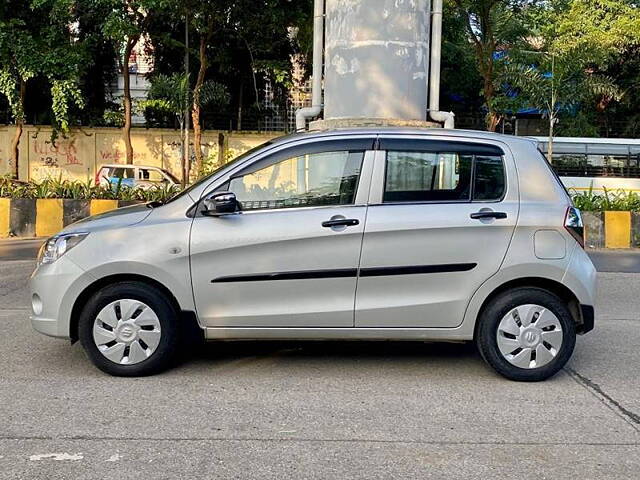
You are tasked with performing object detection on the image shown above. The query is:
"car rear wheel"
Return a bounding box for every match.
[79,282,179,376]
[476,287,576,382]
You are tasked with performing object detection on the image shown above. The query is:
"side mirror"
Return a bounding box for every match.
[203,191,239,216]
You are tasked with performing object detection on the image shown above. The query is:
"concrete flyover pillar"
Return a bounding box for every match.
[323,0,430,122]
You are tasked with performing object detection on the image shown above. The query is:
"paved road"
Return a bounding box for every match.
[0,259,639,478]
[0,238,43,261]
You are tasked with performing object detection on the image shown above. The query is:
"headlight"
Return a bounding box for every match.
[37,232,89,266]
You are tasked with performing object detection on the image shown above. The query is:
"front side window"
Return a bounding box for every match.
[108,167,134,179]
[228,150,364,211]
[383,151,505,202]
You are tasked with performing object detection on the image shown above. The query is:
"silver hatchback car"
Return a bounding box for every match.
[31,128,596,381]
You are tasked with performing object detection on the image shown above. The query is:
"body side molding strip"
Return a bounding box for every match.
[359,263,477,277]
[211,263,477,283]
[212,268,358,283]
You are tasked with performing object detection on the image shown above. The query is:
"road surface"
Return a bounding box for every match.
[0,241,638,478]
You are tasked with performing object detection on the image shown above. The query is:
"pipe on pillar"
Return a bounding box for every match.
[428,0,455,129]
[296,0,325,132]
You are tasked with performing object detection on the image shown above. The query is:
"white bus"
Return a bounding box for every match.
[532,136,640,194]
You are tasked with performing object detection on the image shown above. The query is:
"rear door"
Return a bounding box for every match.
[355,137,519,328]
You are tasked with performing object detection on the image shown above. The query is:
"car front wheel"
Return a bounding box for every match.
[476,287,577,382]
[79,282,179,376]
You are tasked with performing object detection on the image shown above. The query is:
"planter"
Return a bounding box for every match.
[0,198,10,238]
[35,199,64,237]
[10,198,36,237]
[582,210,635,249]
[118,200,143,208]
[583,211,604,249]
[0,198,143,238]
[89,199,119,216]
[63,199,90,226]
[604,211,631,249]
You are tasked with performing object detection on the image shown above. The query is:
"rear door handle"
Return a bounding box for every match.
[322,218,360,228]
[470,211,507,220]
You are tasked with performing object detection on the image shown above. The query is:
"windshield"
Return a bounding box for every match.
[163,142,273,205]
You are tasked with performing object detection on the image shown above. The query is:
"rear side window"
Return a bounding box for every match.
[473,155,505,201]
[139,169,165,182]
[383,151,505,203]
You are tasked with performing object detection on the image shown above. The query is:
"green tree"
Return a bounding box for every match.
[0,0,84,178]
[149,0,312,133]
[551,0,640,135]
[100,0,169,164]
[141,73,228,184]
[178,0,235,176]
[552,0,640,65]
[75,1,120,126]
[451,0,530,131]
[441,0,484,114]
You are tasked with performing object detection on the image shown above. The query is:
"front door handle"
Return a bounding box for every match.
[470,211,507,220]
[322,218,360,228]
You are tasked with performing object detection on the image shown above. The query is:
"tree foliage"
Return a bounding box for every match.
[0,0,85,176]
[0,0,85,127]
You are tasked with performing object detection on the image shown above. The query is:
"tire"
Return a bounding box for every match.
[79,281,179,376]
[476,287,576,382]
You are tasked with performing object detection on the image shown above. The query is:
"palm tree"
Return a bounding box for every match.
[500,51,620,161]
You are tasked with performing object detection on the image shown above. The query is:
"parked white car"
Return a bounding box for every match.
[95,164,179,189]
[31,128,596,381]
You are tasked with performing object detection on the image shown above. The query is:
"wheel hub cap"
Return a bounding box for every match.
[92,299,162,365]
[115,322,138,342]
[496,304,563,369]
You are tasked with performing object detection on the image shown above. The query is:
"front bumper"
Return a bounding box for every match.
[30,256,93,339]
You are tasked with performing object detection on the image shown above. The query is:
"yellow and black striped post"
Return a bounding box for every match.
[604,211,631,249]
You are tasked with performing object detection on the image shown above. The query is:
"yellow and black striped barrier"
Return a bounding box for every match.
[0,199,127,238]
[574,211,636,249]
[0,199,638,248]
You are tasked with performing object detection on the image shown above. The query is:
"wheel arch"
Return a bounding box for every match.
[473,277,585,339]
[69,273,200,343]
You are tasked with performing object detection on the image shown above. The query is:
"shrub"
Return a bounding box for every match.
[570,187,640,212]
[0,175,181,203]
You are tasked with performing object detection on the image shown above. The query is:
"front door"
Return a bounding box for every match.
[190,143,373,327]
[355,138,519,328]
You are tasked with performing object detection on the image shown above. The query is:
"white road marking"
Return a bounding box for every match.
[29,453,83,461]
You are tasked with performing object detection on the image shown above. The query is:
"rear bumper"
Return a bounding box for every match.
[579,304,595,334]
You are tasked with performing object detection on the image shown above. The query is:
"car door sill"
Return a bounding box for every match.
[204,327,472,341]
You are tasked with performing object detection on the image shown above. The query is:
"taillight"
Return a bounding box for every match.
[94,170,100,185]
[564,206,584,248]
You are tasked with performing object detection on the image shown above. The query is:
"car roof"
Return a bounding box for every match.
[99,164,165,169]
[268,127,538,149]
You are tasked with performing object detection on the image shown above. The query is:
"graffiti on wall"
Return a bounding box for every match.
[29,135,94,181]
[98,148,149,164]
[0,127,281,181]
[33,138,81,168]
